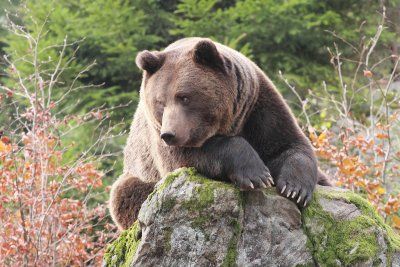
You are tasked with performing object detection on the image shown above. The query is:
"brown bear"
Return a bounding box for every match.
[110,37,330,230]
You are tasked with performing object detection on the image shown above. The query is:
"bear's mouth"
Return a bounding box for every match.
[161,138,203,148]
[178,129,217,148]
[160,134,208,148]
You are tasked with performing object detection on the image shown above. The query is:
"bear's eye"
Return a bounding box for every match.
[176,95,190,104]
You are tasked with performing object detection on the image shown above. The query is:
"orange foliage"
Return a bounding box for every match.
[0,94,116,266]
[309,118,400,229]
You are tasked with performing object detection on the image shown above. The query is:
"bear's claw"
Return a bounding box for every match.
[276,178,314,207]
[229,165,273,191]
[228,147,273,191]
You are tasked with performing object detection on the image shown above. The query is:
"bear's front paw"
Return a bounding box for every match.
[228,158,274,190]
[276,176,315,207]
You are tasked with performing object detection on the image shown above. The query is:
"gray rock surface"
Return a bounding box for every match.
[237,191,313,266]
[103,168,400,267]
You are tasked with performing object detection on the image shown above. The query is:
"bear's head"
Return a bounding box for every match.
[136,39,235,147]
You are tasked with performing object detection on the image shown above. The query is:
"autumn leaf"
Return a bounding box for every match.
[376,133,389,139]
[318,132,327,142]
[1,136,10,144]
[0,140,6,152]
[0,140,11,153]
[377,187,386,195]
[363,69,373,78]
[388,196,397,206]
[392,215,400,229]
[385,205,392,215]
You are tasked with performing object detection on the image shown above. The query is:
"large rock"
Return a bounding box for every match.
[103,168,400,266]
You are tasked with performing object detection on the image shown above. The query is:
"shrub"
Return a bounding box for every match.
[0,8,119,265]
[280,7,400,230]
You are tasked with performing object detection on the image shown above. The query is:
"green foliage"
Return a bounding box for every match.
[172,0,394,91]
[2,0,172,119]
[2,0,398,123]
[1,0,172,182]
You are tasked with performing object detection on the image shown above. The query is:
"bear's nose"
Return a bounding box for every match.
[160,132,176,145]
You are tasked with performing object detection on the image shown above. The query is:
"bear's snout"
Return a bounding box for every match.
[160,106,192,147]
[160,131,176,146]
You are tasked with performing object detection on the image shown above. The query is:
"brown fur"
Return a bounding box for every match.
[110,38,331,230]
[109,175,156,230]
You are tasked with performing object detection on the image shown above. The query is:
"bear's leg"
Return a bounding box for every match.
[269,148,318,207]
[193,136,274,190]
[109,175,155,230]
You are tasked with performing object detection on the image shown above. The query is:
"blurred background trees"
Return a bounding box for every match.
[3,0,398,121]
[0,0,400,264]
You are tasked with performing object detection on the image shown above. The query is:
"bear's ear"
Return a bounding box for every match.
[193,39,225,73]
[135,50,165,74]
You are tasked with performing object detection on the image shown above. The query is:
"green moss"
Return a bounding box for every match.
[103,221,141,267]
[302,189,400,266]
[185,167,198,177]
[182,169,235,212]
[294,263,315,267]
[185,168,235,191]
[158,171,181,192]
[316,188,400,251]
[303,199,377,265]
[147,167,239,213]
[147,168,184,201]
[222,219,241,267]
[161,197,177,213]
[182,185,214,211]
[191,214,212,241]
[180,169,241,245]
[178,168,243,265]
[185,171,243,266]
[163,227,173,252]
[191,214,212,229]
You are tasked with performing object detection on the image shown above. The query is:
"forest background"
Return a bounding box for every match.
[1,0,400,265]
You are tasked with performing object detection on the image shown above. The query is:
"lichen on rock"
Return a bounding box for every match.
[103,168,400,266]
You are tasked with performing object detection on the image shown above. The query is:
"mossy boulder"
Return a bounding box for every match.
[103,168,400,266]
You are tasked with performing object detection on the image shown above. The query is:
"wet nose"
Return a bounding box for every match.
[160,132,176,145]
